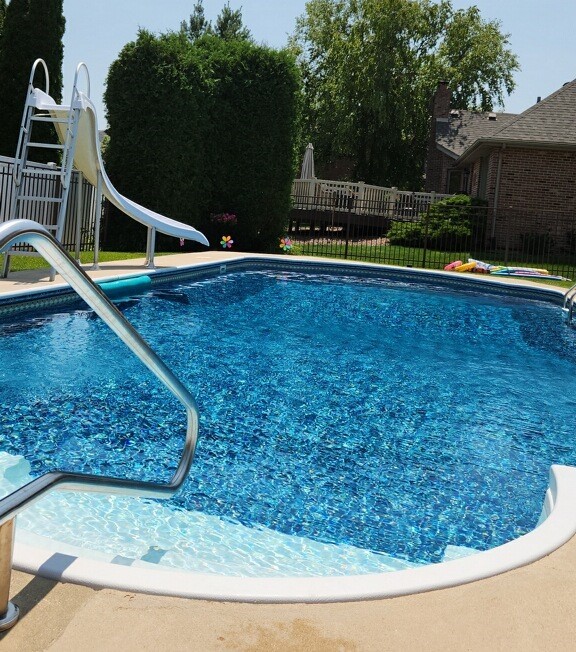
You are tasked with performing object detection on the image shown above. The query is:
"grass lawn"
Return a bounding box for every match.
[1,250,150,272]
[4,245,573,290]
[292,242,575,289]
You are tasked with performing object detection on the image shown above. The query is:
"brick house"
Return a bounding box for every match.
[425,81,517,194]
[425,80,576,251]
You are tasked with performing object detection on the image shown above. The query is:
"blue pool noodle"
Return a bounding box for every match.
[97,275,152,299]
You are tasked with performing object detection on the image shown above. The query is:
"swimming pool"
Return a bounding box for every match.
[2,258,576,601]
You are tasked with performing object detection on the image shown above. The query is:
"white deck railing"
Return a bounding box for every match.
[292,178,452,217]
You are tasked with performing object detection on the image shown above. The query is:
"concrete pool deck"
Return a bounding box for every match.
[0,251,574,651]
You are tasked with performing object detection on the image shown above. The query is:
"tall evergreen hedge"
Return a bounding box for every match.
[104,30,300,252]
[0,0,65,161]
[0,1,6,38]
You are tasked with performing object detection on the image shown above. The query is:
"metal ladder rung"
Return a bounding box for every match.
[31,115,69,124]
[27,142,64,150]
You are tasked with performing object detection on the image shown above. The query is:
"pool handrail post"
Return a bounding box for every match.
[563,282,576,322]
[0,519,18,631]
[0,219,200,629]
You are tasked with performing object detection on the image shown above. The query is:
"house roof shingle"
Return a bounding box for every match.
[488,78,576,144]
[436,110,517,158]
[455,78,576,164]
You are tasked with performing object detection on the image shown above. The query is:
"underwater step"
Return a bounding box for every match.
[151,290,190,304]
[441,545,479,562]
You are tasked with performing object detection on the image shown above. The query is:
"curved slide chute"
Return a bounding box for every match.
[31,82,209,249]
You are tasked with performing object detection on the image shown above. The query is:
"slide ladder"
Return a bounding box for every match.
[2,59,208,281]
[2,59,83,280]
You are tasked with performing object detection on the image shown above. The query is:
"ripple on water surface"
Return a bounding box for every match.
[1,269,576,575]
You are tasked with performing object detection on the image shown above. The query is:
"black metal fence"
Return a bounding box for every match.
[0,158,98,253]
[289,194,576,279]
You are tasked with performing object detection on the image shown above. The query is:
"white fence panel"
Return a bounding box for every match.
[292,178,451,218]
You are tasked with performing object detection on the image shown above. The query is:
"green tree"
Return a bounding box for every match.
[0,0,65,160]
[180,0,212,41]
[181,1,252,42]
[0,0,6,37]
[104,30,299,252]
[436,6,518,110]
[214,2,252,41]
[0,0,6,68]
[292,0,519,189]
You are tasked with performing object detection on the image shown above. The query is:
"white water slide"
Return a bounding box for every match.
[9,60,208,271]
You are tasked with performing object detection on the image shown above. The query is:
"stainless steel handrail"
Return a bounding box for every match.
[0,220,200,629]
[0,219,199,518]
[563,282,576,323]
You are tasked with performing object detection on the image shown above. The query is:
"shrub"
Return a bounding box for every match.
[387,195,488,251]
[104,30,300,252]
[387,221,425,247]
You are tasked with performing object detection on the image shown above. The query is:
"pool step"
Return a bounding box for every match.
[442,545,479,562]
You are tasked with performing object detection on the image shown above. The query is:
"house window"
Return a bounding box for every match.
[447,169,462,194]
[478,157,488,198]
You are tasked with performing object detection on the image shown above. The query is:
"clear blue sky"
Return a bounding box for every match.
[62,0,576,127]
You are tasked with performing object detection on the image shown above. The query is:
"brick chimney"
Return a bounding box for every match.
[431,81,451,119]
[424,81,452,192]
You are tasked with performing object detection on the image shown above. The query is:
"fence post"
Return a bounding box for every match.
[344,194,354,259]
[309,178,317,207]
[357,181,365,214]
[422,204,430,268]
[388,187,398,216]
[504,209,511,265]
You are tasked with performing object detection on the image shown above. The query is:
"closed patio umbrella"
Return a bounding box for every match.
[300,143,315,179]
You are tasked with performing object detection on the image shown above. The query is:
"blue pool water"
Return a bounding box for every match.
[1,267,576,576]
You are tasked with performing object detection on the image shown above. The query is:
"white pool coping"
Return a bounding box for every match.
[12,466,576,603]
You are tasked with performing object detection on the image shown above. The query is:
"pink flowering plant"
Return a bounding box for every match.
[211,212,237,226]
